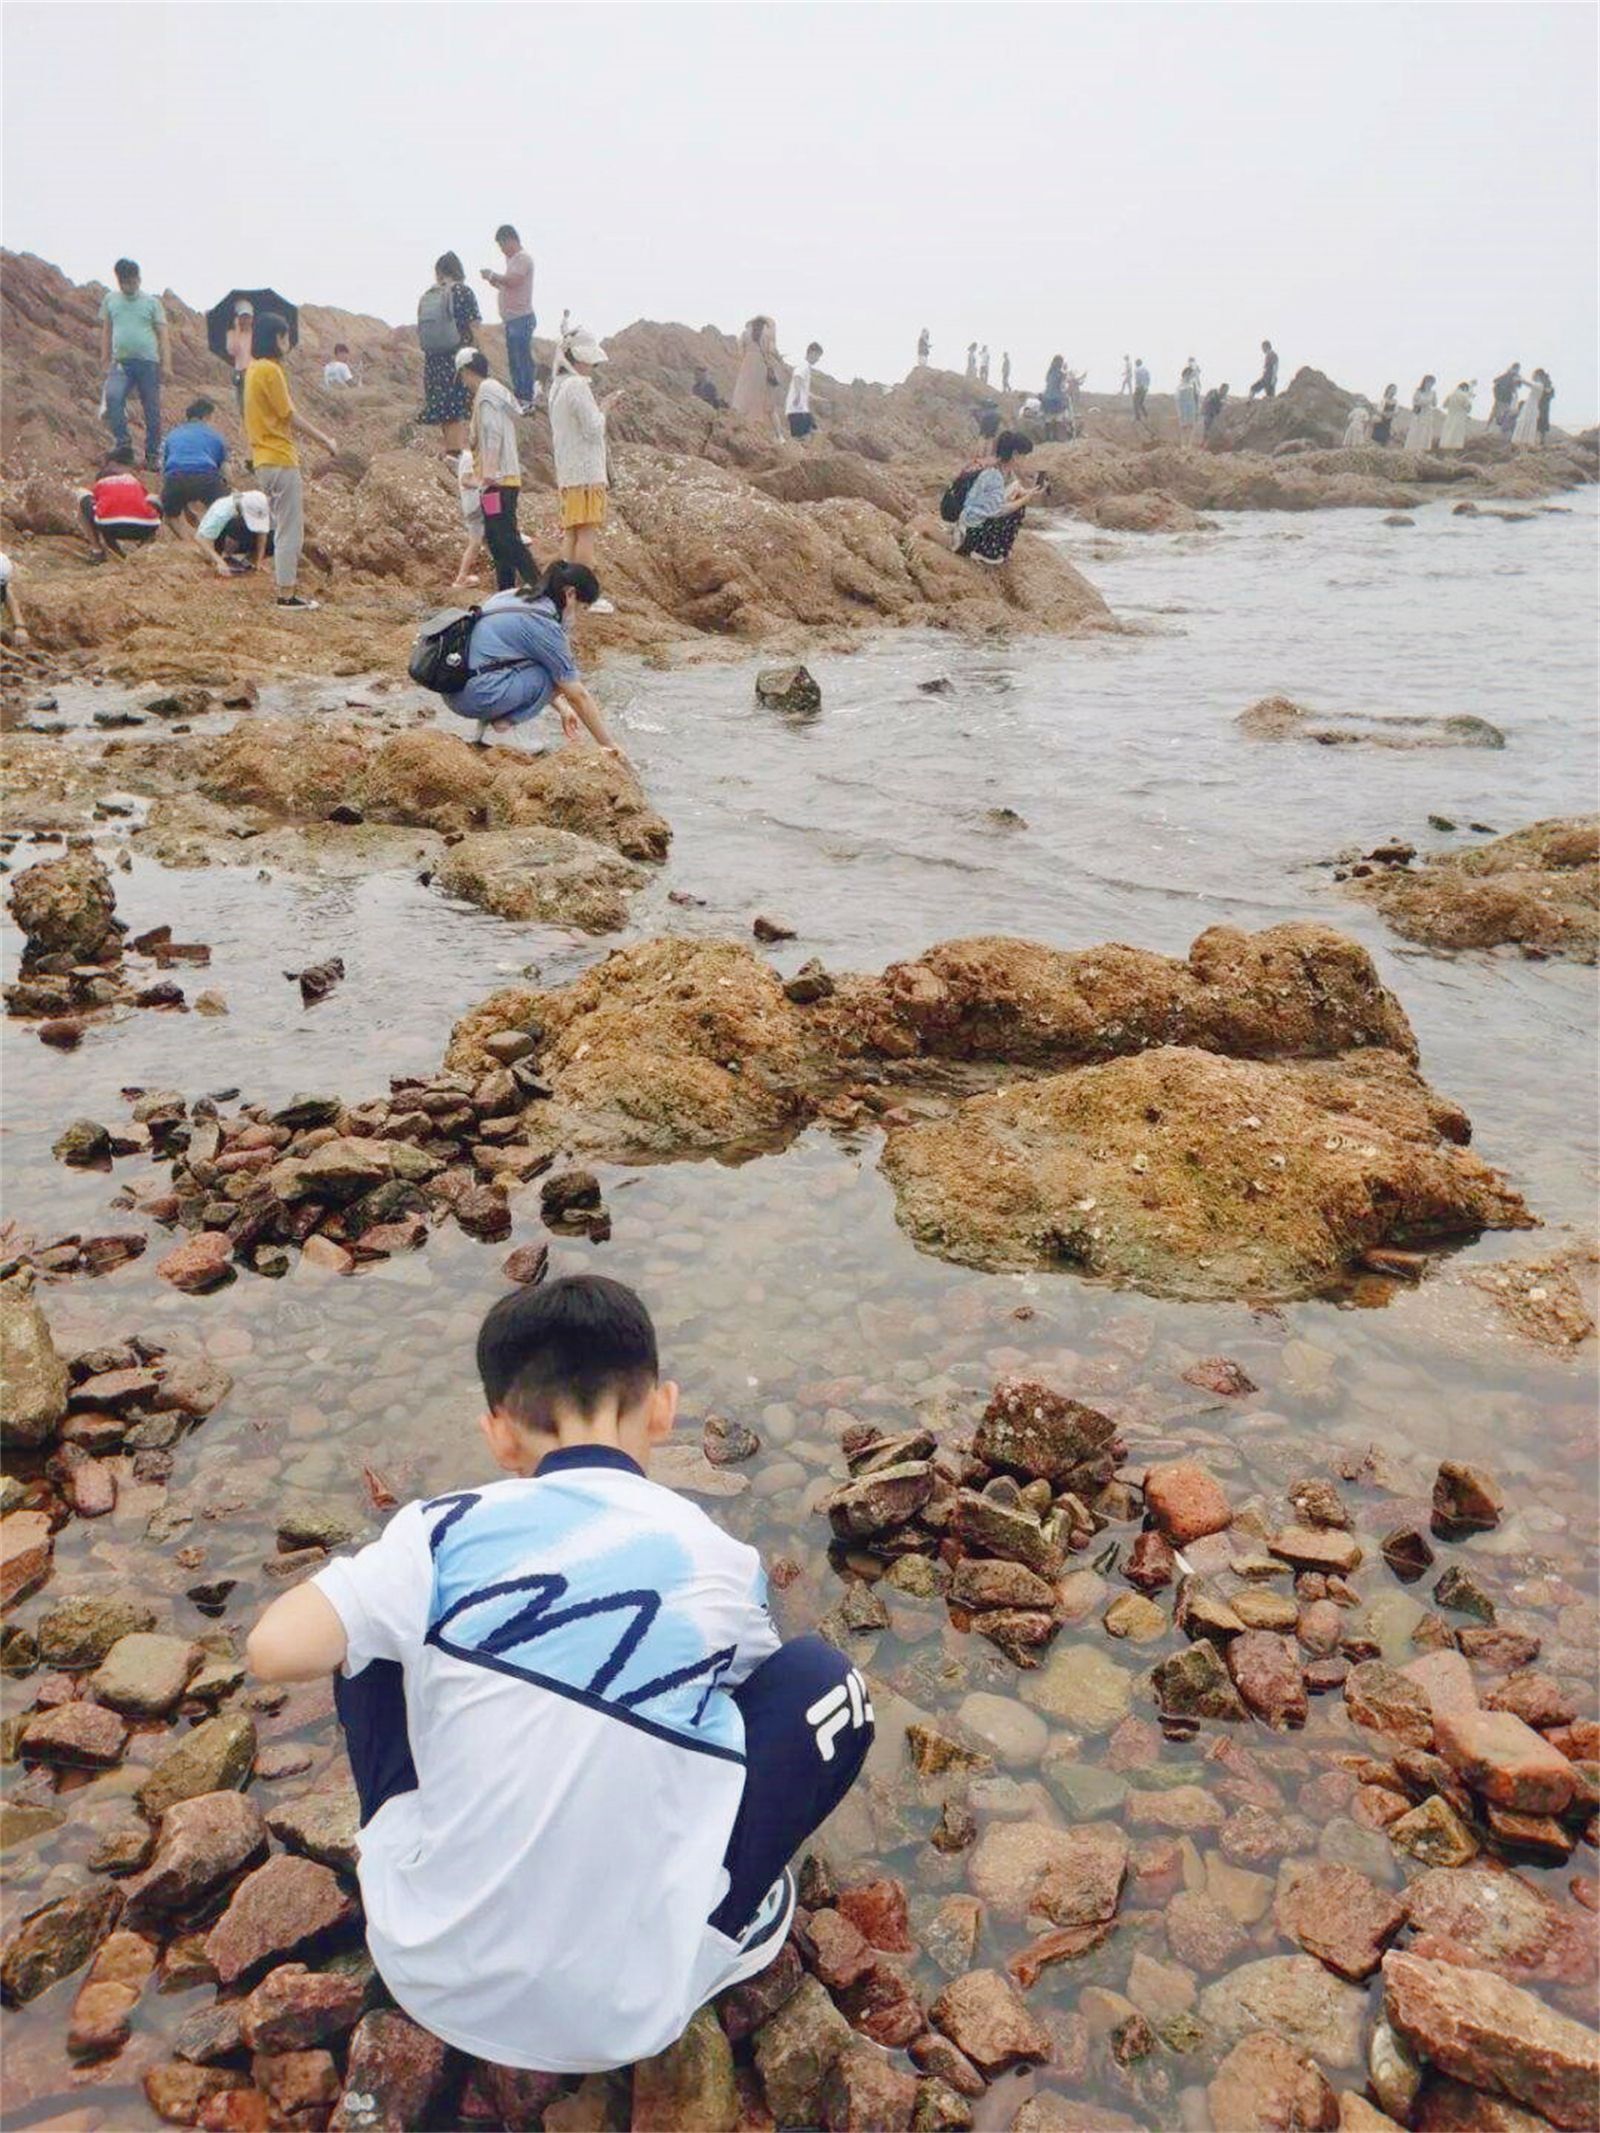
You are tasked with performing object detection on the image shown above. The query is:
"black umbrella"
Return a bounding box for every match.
[206,288,299,363]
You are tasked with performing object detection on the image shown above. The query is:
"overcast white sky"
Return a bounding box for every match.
[5,2,1597,415]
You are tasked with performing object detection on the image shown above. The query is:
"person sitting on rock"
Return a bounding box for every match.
[438,560,628,756]
[957,427,1041,565]
[1202,382,1230,440]
[75,446,164,562]
[246,1275,874,2081]
[692,365,725,410]
[194,489,273,577]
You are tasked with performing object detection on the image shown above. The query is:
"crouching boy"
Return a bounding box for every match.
[247,1275,873,2073]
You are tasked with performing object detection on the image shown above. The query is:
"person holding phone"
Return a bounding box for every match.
[548,326,619,608]
[457,350,538,592]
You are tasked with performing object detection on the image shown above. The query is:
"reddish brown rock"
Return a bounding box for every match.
[1227,1629,1309,1730]
[1,1883,122,2006]
[1345,1660,1435,1748]
[1383,1951,1600,2131]
[716,1935,804,2042]
[819,2040,918,2133]
[836,1957,923,2049]
[807,1908,875,1990]
[68,1975,141,2060]
[968,1821,1127,1927]
[21,1699,129,1768]
[331,2010,454,2130]
[1434,1707,1576,1815]
[1405,1865,1595,1986]
[1207,2032,1340,2132]
[837,1877,913,1953]
[1403,1649,1480,1726]
[156,1232,235,1293]
[1143,1460,1232,1545]
[0,1509,55,1608]
[1275,1862,1409,1981]
[1432,1461,1505,1535]
[1271,1524,1362,1574]
[1484,1672,1576,1730]
[253,2049,341,2115]
[126,1792,269,1923]
[908,2032,986,2098]
[1389,1794,1480,1868]
[143,2063,251,2125]
[1124,1530,1176,1594]
[973,1378,1117,1487]
[929,1969,1051,2075]
[1413,2074,1567,2130]
[240,1962,368,2051]
[204,1854,355,1986]
[1165,1889,1247,1974]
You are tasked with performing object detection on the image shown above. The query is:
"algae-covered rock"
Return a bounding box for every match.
[1348,818,1598,964]
[434,827,645,933]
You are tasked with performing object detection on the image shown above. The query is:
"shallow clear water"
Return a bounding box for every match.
[2,491,1596,2125]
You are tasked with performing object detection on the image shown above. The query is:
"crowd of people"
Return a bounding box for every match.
[1339,364,1556,452]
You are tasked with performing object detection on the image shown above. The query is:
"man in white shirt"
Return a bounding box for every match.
[482,223,538,412]
[786,341,822,440]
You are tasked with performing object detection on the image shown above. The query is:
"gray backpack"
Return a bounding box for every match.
[417,284,463,356]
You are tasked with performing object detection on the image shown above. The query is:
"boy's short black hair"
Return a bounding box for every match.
[995,428,1035,462]
[114,257,139,282]
[185,398,216,421]
[477,1274,659,1431]
[494,223,520,246]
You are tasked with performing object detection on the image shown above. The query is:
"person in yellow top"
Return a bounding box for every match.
[242,313,336,611]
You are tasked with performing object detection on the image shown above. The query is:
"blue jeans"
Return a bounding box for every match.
[106,358,162,461]
[505,313,536,406]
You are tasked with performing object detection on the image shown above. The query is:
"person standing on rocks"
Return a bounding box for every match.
[1535,368,1555,442]
[246,1276,873,2079]
[1437,380,1475,451]
[323,344,357,388]
[549,325,619,606]
[1404,375,1439,452]
[1201,381,1230,441]
[965,341,978,380]
[1371,382,1399,445]
[730,316,786,444]
[917,327,930,366]
[1512,368,1549,447]
[224,300,254,407]
[1132,357,1150,425]
[1001,351,1012,394]
[159,399,230,530]
[1341,402,1372,448]
[978,345,990,385]
[1119,353,1133,394]
[1491,362,1521,435]
[99,258,168,470]
[1176,357,1202,445]
[1249,339,1279,399]
[785,342,822,439]
[417,252,482,454]
[449,448,488,592]
[458,349,538,592]
[481,224,538,413]
[242,312,337,611]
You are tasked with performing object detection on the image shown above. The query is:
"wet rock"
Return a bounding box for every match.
[1347,819,1598,964]
[137,1713,259,1819]
[974,1378,1118,1487]
[951,1489,1061,1575]
[93,1632,202,1717]
[157,1232,235,1294]
[826,1460,935,1539]
[1411,2075,1555,2130]
[1433,1565,1496,1621]
[1402,1648,1479,1724]
[1271,1524,1363,1575]
[1240,696,1506,752]
[950,1559,1057,1612]
[437,827,644,934]
[929,1969,1051,2074]
[752,1973,853,2125]
[21,1700,130,1768]
[0,1276,70,1448]
[125,1792,269,1924]
[715,1934,803,2042]
[540,1168,603,1223]
[1389,1795,1479,1869]
[1208,2033,1339,2132]
[330,2008,454,2130]
[206,1854,356,1986]
[1433,1707,1575,1814]
[7,847,120,963]
[816,2040,918,2132]
[501,1241,550,1286]
[1382,1527,1436,1581]
[1103,1592,1167,1642]
[786,959,836,1005]
[1345,1660,1435,1747]
[143,2062,250,2124]
[2,1882,122,2005]
[967,1821,1126,1925]
[1432,1460,1505,1535]
[1405,1864,1594,1986]
[1165,1889,1248,1973]
[1275,1861,1409,1980]
[633,2003,738,2132]
[1153,1641,1247,1722]
[53,1117,114,1166]
[1143,1461,1231,1545]
[753,913,797,944]
[837,1877,913,1952]
[0,1508,54,1607]
[755,665,823,714]
[1198,1954,1368,2069]
[1124,1530,1176,1594]
[1383,1951,1600,2131]
[1024,1644,1134,1734]
[1181,1356,1258,1398]
[456,1185,513,1242]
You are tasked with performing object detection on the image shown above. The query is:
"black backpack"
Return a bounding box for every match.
[408,607,481,694]
[939,467,980,523]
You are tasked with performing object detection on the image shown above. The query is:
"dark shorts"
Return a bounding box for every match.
[162,468,228,517]
[787,412,816,439]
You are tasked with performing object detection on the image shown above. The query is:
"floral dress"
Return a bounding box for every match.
[420,282,481,427]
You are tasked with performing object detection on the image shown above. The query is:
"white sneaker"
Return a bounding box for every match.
[704,1869,797,1998]
[589,597,616,616]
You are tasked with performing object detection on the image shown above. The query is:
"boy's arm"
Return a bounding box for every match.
[247,1582,348,1682]
[724,1555,783,1687]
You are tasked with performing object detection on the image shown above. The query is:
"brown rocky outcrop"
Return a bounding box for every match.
[0,1274,70,1449]
[1239,696,1506,751]
[1347,819,1599,963]
[6,846,120,964]
[433,828,645,932]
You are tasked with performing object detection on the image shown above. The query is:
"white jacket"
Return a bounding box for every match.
[549,372,608,489]
[470,377,522,487]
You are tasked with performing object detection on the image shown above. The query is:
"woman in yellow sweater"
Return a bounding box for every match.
[242,314,336,611]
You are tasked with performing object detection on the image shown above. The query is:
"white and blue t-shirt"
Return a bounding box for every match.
[312,1445,780,2072]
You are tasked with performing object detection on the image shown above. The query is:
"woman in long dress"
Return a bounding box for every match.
[1341,404,1371,449]
[1371,384,1399,446]
[1512,370,1547,447]
[1404,375,1438,452]
[730,317,785,443]
[1437,381,1474,452]
[1176,358,1202,446]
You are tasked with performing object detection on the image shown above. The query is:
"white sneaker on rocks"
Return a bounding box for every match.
[703,1869,796,1999]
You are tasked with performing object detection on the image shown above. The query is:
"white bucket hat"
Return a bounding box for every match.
[562,326,607,366]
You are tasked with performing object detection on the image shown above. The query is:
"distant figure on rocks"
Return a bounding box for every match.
[0,553,29,646]
[958,428,1040,564]
[1132,358,1150,424]
[1491,363,1521,435]
[550,325,620,605]
[917,327,930,365]
[1249,340,1279,399]
[1176,358,1202,445]
[1041,354,1067,417]
[1370,383,1399,446]
[417,252,482,454]
[323,344,357,388]
[195,489,273,577]
[1119,354,1133,395]
[1000,351,1011,394]
[730,316,785,444]
[99,258,168,470]
[1437,380,1474,452]
[965,341,978,380]
[978,345,990,384]
[481,224,538,413]
[160,399,230,528]
[1340,402,1371,449]
[1201,382,1229,440]
[786,342,822,439]
[225,300,254,407]
[450,449,487,591]
[243,310,337,611]
[692,365,724,410]
[435,566,627,752]
[76,445,163,562]
[1404,375,1438,453]
[1513,368,1549,447]
[458,350,538,593]
[1536,369,1555,443]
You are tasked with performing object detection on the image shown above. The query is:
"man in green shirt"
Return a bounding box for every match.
[99,258,169,470]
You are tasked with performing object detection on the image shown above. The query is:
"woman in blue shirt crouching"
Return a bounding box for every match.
[446,562,629,762]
